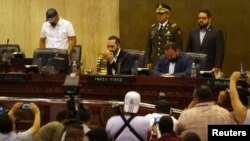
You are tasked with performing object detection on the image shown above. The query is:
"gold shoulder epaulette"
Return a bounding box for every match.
[151,24,156,27]
[171,23,177,27]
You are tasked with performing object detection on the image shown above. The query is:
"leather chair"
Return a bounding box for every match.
[124,49,145,74]
[71,45,82,67]
[186,52,207,71]
[0,44,20,62]
[124,49,145,68]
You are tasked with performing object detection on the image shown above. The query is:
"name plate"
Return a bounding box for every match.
[88,75,135,84]
[0,73,30,82]
[201,78,229,87]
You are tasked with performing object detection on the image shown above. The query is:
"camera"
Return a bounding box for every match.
[21,104,30,110]
[63,75,81,124]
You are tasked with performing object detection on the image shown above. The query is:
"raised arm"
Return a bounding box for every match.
[229,71,248,123]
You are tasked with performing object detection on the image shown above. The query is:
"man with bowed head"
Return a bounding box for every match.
[39,8,76,55]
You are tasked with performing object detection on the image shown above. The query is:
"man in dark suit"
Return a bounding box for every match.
[187,9,224,77]
[145,3,183,70]
[103,35,134,75]
[152,42,193,77]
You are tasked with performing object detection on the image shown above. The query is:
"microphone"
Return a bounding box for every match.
[2,39,9,73]
[116,59,122,75]
[2,39,9,62]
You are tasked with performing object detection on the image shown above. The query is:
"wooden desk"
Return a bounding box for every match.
[0,74,230,128]
[0,74,229,109]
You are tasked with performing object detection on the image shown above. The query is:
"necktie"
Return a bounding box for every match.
[159,24,163,32]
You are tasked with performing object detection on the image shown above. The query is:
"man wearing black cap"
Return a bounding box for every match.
[39,8,76,54]
[145,3,183,69]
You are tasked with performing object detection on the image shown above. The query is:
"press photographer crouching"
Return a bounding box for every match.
[0,102,41,141]
[230,71,250,124]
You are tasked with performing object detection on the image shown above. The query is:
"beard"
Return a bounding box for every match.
[50,22,57,27]
[199,23,209,30]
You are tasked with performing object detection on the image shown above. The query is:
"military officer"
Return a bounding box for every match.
[145,3,183,69]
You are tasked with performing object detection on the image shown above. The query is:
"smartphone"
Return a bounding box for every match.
[154,117,160,124]
[21,104,30,110]
[0,106,3,113]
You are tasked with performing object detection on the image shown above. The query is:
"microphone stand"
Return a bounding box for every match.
[116,59,122,75]
[2,39,9,73]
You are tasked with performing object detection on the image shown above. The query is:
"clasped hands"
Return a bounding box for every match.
[103,49,114,63]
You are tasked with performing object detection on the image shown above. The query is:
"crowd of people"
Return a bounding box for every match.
[1,72,249,141]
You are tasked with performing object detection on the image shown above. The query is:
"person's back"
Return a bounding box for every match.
[86,126,108,141]
[176,85,236,141]
[106,115,150,141]
[106,91,151,141]
[32,121,64,141]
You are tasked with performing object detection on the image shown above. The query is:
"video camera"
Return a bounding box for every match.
[63,75,82,124]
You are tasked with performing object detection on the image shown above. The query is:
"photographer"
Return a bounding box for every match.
[0,102,41,141]
[230,71,250,124]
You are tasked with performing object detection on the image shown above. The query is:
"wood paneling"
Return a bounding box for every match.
[120,0,250,76]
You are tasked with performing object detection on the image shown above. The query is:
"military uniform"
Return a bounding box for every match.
[145,21,183,66]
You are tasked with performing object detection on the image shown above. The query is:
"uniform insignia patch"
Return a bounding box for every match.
[171,23,177,27]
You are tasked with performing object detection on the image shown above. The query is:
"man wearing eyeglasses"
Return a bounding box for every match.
[186,9,224,77]
[39,8,76,55]
[145,3,183,70]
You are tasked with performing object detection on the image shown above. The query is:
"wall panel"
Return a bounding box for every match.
[0,0,119,73]
[120,0,250,76]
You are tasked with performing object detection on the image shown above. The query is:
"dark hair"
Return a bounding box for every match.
[199,9,212,18]
[155,100,171,113]
[56,110,69,122]
[108,35,120,45]
[86,126,108,141]
[237,87,250,106]
[0,114,13,133]
[64,123,84,141]
[195,85,213,101]
[164,42,178,51]
[78,106,92,123]
[182,132,201,141]
[158,116,173,134]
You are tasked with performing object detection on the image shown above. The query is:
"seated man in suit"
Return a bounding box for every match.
[103,35,134,75]
[152,42,193,77]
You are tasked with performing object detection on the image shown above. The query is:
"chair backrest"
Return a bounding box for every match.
[32,48,69,74]
[186,52,207,71]
[71,45,82,64]
[124,49,145,68]
[0,44,20,62]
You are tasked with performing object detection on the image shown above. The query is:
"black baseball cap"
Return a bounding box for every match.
[46,8,58,22]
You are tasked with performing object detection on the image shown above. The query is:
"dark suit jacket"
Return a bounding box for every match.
[186,25,224,70]
[152,51,193,77]
[107,50,134,75]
